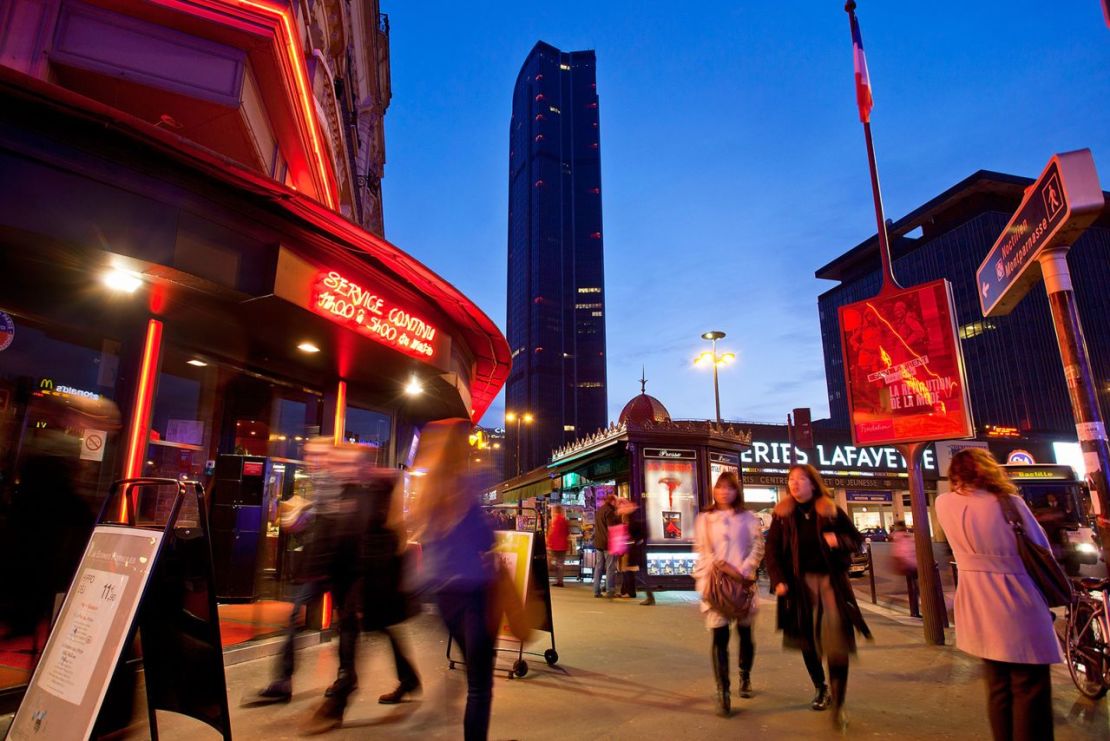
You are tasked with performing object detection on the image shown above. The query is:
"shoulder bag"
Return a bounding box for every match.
[705,565,757,621]
[997,495,1073,608]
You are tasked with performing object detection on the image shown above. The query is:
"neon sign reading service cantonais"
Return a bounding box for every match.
[311,271,439,359]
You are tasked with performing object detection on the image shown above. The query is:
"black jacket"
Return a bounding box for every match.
[764,495,871,653]
[593,502,620,550]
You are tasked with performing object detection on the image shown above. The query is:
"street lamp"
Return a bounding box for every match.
[505,411,534,477]
[695,330,735,424]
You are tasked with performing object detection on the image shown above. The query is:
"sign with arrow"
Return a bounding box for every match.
[977,149,1104,317]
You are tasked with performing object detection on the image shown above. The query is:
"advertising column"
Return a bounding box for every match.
[642,448,698,579]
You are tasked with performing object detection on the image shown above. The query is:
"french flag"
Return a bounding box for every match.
[850,13,874,123]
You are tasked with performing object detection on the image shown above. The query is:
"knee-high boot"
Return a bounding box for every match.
[711,626,731,717]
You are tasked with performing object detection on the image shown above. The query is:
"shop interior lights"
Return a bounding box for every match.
[186,359,208,367]
[297,341,321,353]
[103,268,142,293]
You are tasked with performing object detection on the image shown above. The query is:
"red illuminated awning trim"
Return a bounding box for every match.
[0,68,510,422]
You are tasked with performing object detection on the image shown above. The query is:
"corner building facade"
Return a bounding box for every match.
[506,41,608,474]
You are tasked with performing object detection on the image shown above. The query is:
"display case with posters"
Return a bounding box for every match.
[642,449,698,544]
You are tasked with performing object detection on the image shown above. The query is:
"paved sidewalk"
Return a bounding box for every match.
[122,582,1106,739]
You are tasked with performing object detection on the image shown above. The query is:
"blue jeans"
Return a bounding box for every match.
[592,550,618,596]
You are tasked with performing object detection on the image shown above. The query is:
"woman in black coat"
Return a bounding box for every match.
[765,464,871,731]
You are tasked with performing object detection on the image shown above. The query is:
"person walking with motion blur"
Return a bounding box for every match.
[889,520,920,615]
[593,493,621,598]
[936,448,1062,741]
[765,465,871,732]
[616,498,654,604]
[411,419,497,741]
[547,504,569,587]
[694,472,764,717]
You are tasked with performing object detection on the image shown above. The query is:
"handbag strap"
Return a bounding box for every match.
[996,494,1025,535]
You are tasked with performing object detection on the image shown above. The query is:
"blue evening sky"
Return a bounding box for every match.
[380,1,1110,427]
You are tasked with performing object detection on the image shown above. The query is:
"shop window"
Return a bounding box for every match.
[147,349,214,484]
[345,406,392,463]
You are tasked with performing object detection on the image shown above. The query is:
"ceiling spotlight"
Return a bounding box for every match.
[404,376,424,396]
[186,359,208,367]
[297,341,321,353]
[103,268,142,293]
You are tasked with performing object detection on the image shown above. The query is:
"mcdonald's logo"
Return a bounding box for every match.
[39,378,54,391]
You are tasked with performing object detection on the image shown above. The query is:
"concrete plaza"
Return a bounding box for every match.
[57,582,1110,739]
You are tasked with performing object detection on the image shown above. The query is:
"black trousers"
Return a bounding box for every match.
[712,623,755,688]
[437,587,495,741]
[982,659,1054,741]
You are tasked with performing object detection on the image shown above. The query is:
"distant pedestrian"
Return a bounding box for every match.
[936,448,1062,741]
[889,520,920,614]
[694,472,764,717]
[593,493,621,598]
[547,505,569,587]
[616,498,654,604]
[765,465,871,732]
[411,419,497,741]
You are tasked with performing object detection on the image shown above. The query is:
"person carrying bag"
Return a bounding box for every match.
[693,472,764,717]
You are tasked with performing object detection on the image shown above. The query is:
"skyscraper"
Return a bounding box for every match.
[506,41,608,474]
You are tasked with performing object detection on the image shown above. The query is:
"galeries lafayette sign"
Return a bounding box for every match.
[310,271,442,361]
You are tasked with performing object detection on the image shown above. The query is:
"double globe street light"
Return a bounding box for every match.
[695,330,735,425]
[505,410,534,477]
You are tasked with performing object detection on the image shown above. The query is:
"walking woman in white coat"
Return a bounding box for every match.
[694,471,764,717]
[936,448,1062,741]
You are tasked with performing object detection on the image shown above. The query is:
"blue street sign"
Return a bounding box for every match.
[977,150,1104,317]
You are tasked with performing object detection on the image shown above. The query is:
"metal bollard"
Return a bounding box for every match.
[907,572,920,618]
[934,561,949,628]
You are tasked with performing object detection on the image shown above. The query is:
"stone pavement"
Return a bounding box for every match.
[109,582,1110,739]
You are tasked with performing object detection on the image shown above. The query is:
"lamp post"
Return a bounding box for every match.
[505,411,534,477]
[695,331,735,424]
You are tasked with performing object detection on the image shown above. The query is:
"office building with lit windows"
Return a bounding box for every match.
[816,170,1110,436]
[506,41,608,473]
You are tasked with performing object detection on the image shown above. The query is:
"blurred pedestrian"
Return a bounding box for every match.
[410,419,497,741]
[889,520,919,615]
[255,441,376,732]
[694,472,764,717]
[547,504,569,587]
[616,498,653,604]
[593,493,621,598]
[936,448,1062,741]
[360,462,422,705]
[765,465,871,732]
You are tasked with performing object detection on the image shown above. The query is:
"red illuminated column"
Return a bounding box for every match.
[119,319,163,520]
[332,380,347,445]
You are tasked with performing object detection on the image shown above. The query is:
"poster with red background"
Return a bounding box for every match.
[838,279,974,446]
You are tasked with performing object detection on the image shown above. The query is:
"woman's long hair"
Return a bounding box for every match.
[947,448,1017,499]
[710,471,745,512]
[408,418,477,539]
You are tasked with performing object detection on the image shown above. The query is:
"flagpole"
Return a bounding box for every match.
[846,1,898,294]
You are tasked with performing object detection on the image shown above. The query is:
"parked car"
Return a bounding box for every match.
[859,527,889,543]
[848,542,870,578]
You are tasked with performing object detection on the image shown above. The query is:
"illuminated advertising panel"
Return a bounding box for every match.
[643,449,698,544]
[838,279,974,446]
[310,270,445,362]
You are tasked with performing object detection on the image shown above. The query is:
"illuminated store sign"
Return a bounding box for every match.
[310,271,442,361]
[740,439,937,473]
[38,379,102,400]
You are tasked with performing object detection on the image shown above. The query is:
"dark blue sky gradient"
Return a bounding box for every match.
[380,1,1110,427]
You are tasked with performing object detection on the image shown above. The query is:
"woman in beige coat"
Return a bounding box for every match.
[694,472,764,717]
[936,448,1063,741]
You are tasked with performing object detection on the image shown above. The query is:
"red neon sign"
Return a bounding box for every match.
[310,271,441,361]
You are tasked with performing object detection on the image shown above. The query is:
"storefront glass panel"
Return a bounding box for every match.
[0,312,122,691]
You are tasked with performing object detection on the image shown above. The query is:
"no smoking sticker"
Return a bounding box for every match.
[81,429,107,462]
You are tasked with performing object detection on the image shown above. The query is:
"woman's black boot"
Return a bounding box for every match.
[711,629,731,717]
[738,670,752,698]
[811,683,831,711]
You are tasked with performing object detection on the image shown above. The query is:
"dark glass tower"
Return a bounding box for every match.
[506,41,608,475]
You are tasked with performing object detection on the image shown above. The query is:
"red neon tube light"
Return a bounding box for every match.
[120,319,163,520]
[333,380,347,445]
[230,0,339,209]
